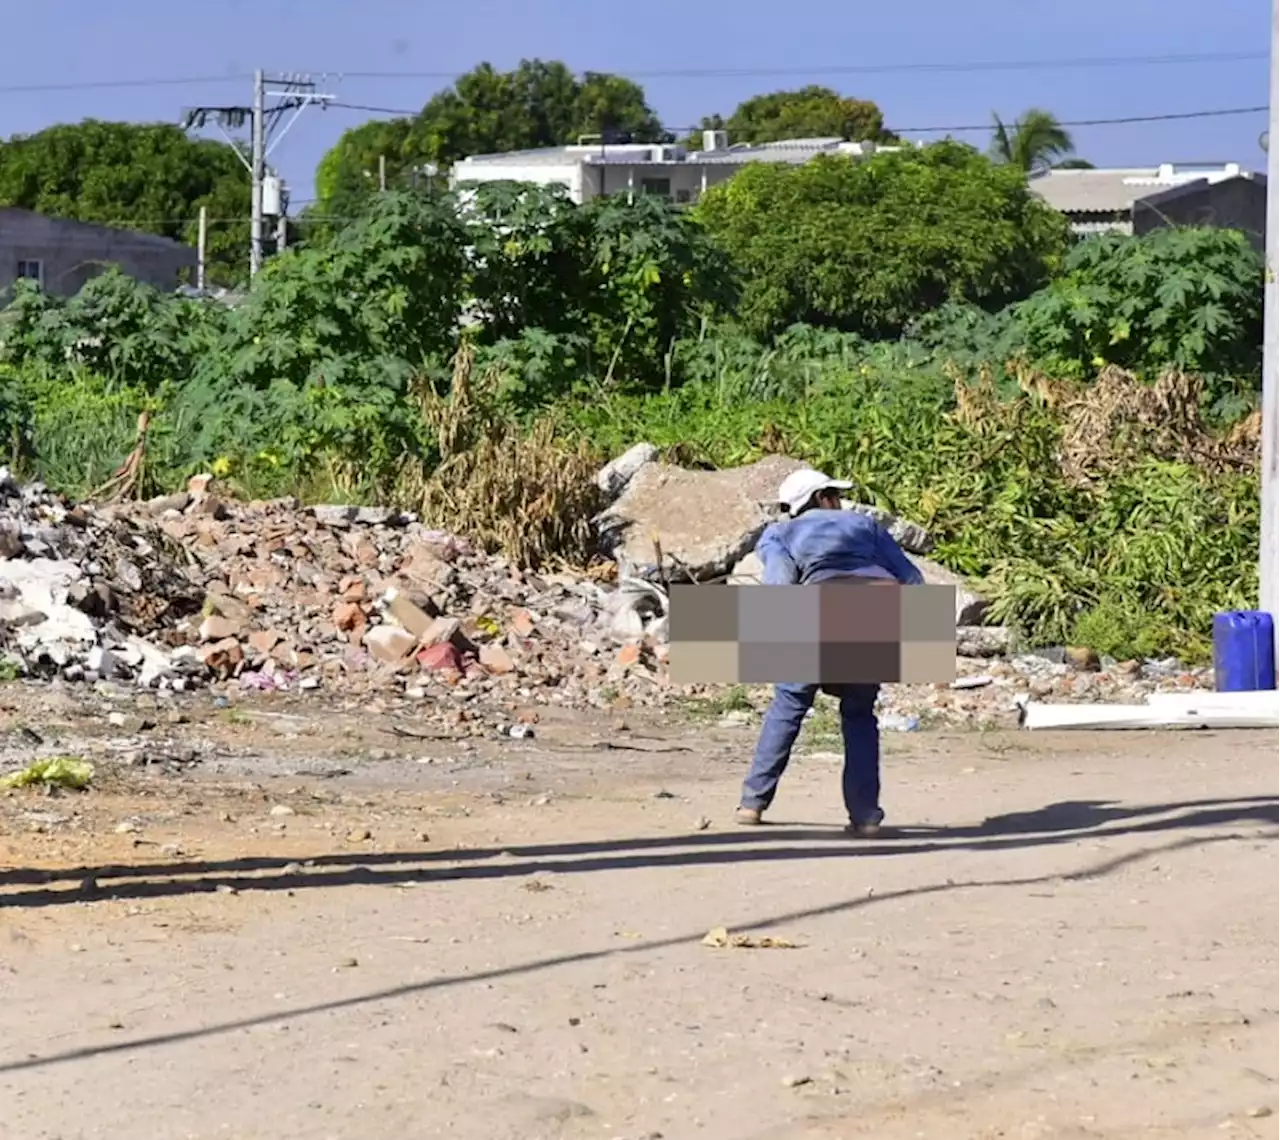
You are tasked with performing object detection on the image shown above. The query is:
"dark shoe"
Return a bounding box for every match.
[735,806,763,826]
[845,808,885,838]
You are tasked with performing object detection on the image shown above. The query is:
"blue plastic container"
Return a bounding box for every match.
[1212,611,1277,692]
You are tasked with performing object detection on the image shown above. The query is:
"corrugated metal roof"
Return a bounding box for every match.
[1028,165,1258,216]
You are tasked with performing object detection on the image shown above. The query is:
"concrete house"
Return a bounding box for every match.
[1028,162,1265,248]
[0,208,197,299]
[451,130,915,205]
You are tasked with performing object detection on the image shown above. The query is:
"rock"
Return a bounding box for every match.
[200,637,244,676]
[417,642,463,673]
[332,600,366,633]
[479,643,515,675]
[843,501,934,555]
[0,520,23,558]
[956,626,1013,658]
[311,505,358,528]
[198,614,241,642]
[269,804,295,817]
[782,1074,812,1089]
[385,590,439,638]
[595,442,659,498]
[1065,645,1101,672]
[364,625,417,663]
[420,615,463,648]
[595,455,807,581]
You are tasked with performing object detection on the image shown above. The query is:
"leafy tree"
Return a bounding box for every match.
[461,181,593,341]
[0,120,250,285]
[990,108,1077,172]
[579,192,735,387]
[1015,227,1265,383]
[311,117,417,231]
[695,140,1071,340]
[312,60,665,219]
[460,181,735,400]
[688,87,893,148]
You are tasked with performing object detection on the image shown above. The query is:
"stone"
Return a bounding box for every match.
[0,521,23,558]
[956,626,1013,658]
[418,642,463,673]
[332,600,366,633]
[386,591,442,639]
[363,625,417,663]
[479,643,515,675]
[1065,645,1101,672]
[312,505,358,528]
[510,608,537,638]
[198,614,241,642]
[595,455,808,581]
[843,501,934,555]
[201,637,244,675]
[616,643,643,668]
[595,442,659,498]
[247,628,285,657]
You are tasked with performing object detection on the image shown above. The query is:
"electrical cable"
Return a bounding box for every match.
[0,50,1264,96]
[327,101,1270,134]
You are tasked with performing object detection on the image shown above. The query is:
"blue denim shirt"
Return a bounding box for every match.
[756,509,925,587]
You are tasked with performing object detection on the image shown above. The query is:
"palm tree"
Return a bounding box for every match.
[990,108,1078,172]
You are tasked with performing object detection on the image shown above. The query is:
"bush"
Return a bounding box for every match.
[1015,227,1264,396]
[694,141,1070,340]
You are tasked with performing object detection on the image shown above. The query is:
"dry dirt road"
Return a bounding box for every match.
[0,700,1276,1140]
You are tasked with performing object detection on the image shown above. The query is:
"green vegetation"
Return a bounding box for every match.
[0,131,1263,662]
[694,142,1072,340]
[0,120,250,286]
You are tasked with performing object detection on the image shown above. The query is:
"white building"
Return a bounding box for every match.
[450,130,914,205]
[1028,162,1259,237]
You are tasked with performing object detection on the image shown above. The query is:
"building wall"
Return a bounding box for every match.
[455,159,745,205]
[0,209,197,298]
[1131,177,1267,252]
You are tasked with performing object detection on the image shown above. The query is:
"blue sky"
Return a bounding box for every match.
[2,0,1269,211]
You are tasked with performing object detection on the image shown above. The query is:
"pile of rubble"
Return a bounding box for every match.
[0,469,668,709]
[0,450,1213,725]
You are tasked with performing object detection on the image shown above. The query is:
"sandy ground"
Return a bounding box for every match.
[0,695,1276,1140]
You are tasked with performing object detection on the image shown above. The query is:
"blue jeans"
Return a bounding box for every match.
[741,683,881,824]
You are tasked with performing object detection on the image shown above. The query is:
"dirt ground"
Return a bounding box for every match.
[0,691,1276,1140]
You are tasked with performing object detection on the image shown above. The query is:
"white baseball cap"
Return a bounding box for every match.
[777,468,853,517]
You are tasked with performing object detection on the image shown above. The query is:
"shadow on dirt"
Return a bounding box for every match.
[0,826,1266,1075]
[1,795,1274,908]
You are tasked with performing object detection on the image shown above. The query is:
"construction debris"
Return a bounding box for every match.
[0,455,1222,729]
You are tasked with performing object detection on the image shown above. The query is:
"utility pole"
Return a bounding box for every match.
[250,69,266,277]
[182,72,333,278]
[276,212,288,255]
[1263,0,1280,664]
[196,205,207,292]
[379,154,387,192]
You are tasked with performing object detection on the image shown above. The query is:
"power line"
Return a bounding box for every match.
[0,50,1265,96]
[337,51,1268,81]
[0,74,247,95]
[327,101,1269,134]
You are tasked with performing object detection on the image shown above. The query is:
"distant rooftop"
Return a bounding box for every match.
[456,136,911,169]
[1028,162,1259,216]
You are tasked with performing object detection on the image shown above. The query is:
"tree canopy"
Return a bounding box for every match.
[311,60,665,220]
[694,140,1072,340]
[0,120,250,285]
[690,86,893,148]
